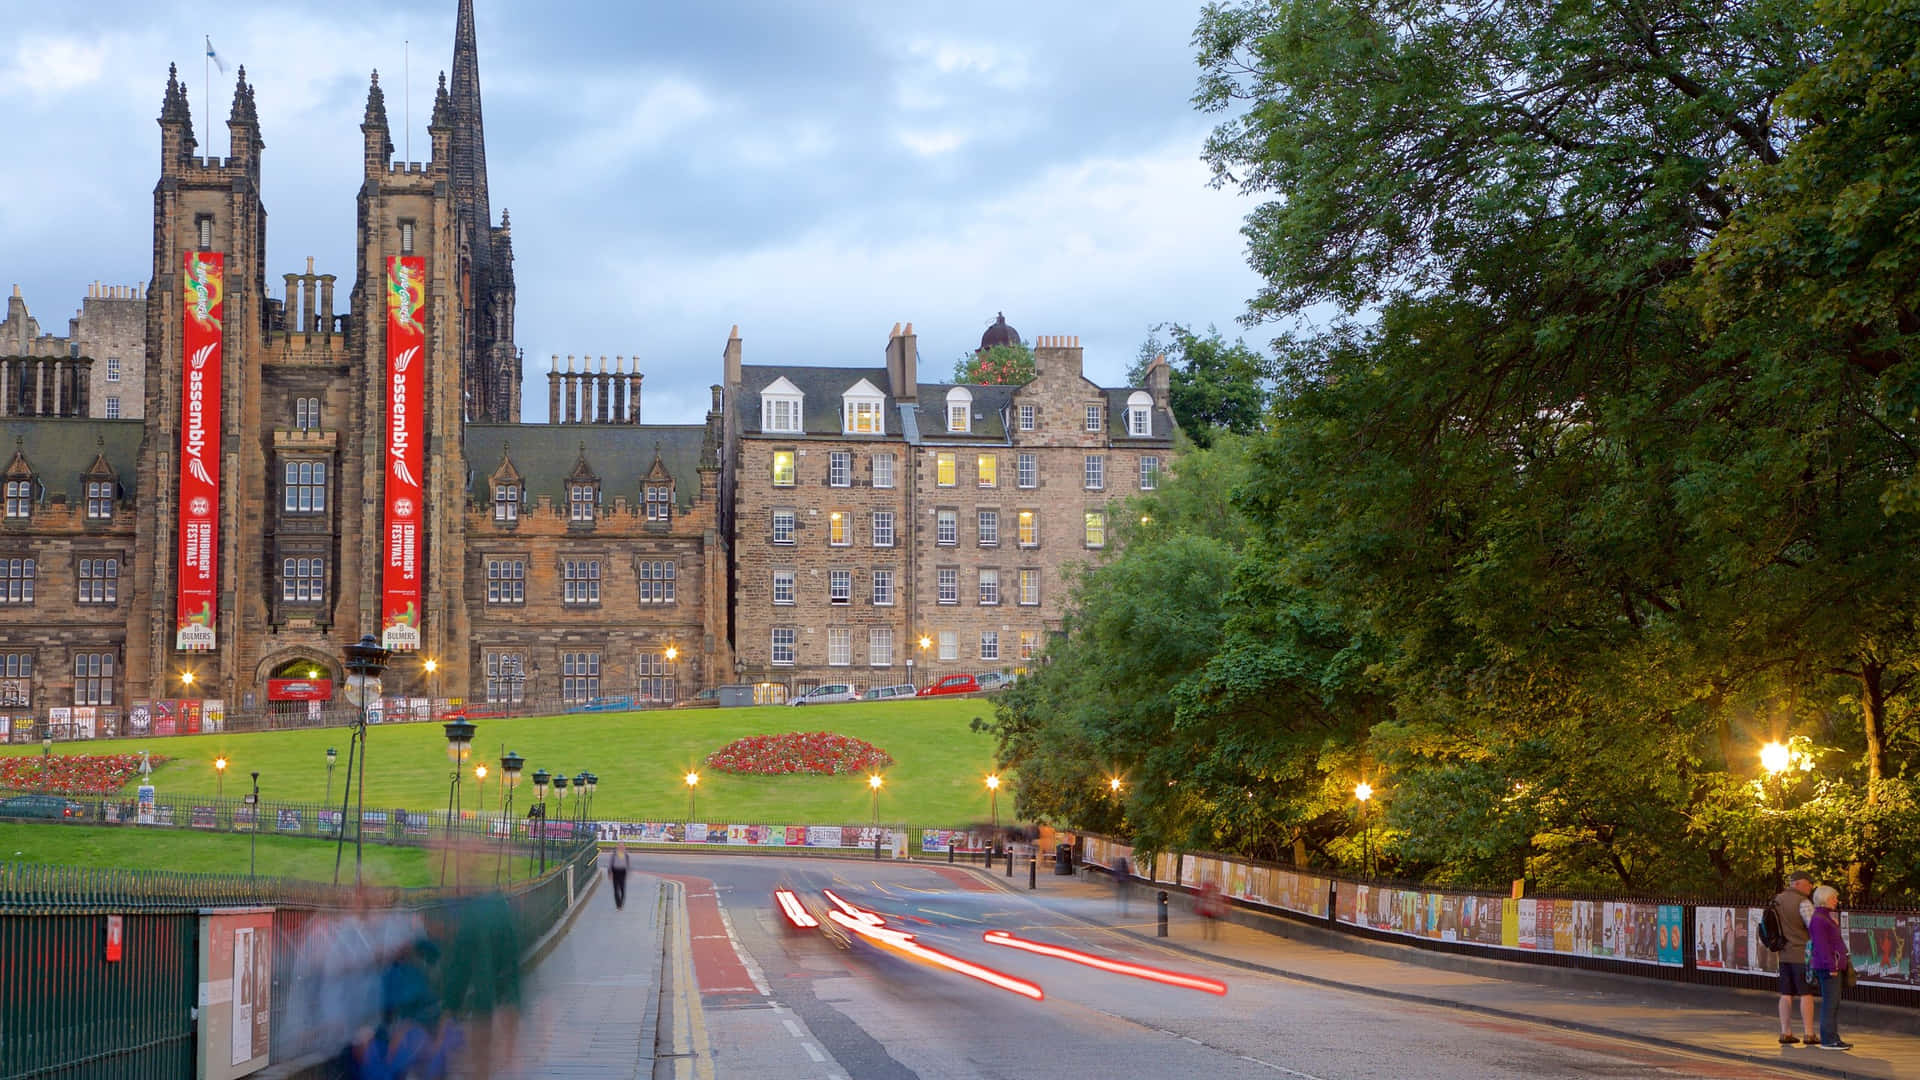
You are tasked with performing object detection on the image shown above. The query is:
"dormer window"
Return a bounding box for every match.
[1126,391,1153,437]
[842,378,886,435]
[4,480,30,520]
[493,483,521,522]
[946,387,972,433]
[86,481,114,520]
[646,483,672,522]
[569,483,597,522]
[761,377,804,433]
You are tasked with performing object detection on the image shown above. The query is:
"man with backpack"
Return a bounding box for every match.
[1764,871,1819,1045]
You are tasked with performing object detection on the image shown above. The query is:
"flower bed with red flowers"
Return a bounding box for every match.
[704,732,893,776]
[0,753,167,796]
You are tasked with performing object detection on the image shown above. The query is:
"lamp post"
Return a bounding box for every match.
[582,772,598,825]
[214,755,228,798]
[1760,741,1791,885]
[531,767,551,875]
[442,718,477,887]
[497,751,523,885]
[40,730,51,791]
[335,633,390,887]
[1355,782,1374,878]
[571,772,587,826]
[985,773,1001,830]
[247,770,260,879]
[868,773,885,860]
[553,773,569,841]
[914,635,930,690]
[324,746,337,807]
[684,771,699,824]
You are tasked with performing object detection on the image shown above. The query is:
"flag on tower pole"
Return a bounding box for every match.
[205,36,226,74]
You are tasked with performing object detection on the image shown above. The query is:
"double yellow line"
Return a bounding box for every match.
[659,879,716,1080]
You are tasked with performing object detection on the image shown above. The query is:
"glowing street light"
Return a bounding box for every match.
[214,755,228,798]
[685,771,700,822]
[1108,776,1123,793]
[985,773,1001,829]
[1355,781,1375,878]
[868,773,884,829]
[1760,741,1790,776]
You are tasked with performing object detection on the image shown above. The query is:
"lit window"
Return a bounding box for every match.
[1019,404,1036,431]
[772,570,795,605]
[828,628,852,666]
[563,559,602,605]
[828,511,849,546]
[873,453,895,488]
[977,455,997,488]
[73,652,115,706]
[872,511,894,547]
[5,480,32,519]
[936,510,957,546]
[284,461,327,512]
[646,483,673,522]
[493,483,519,522]
[280,557,323,604]
[0,559,32,603]
[486,559,525,604]
[771,450,796,487]
[78,557,119,604]
[1085,511,1107,548]
[829,451,852,487]
[86,481,113,520]
[561,651,601,703]
[829,569,852,604]
[771,628,796,665]
[638,560,676,603]
[847,399,884,435]
[978,510,999,547]
[1017,453,1037,489]
[946,387,973,433]
[978,569,1000,606]
[1017,510,1037,547]
[772,509,796,545]
[1019,630,1039,659]
[936,452,956,487]
[980,631,1000,660]
[569,484,596,522]
[937,567,958,604]
[1084,455,1105,491]
[105,358,121,382]
[872,569,895,606]
[938,631,958,661]
[1140,456,1160,491]
[869,628,893,667]
[1019,569,1040,606]
[1085,404,1103,432]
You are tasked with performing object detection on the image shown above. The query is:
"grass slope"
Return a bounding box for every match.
[0,823,437,886]
[1,699,1004,827]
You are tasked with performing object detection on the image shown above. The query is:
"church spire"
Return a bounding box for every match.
[449,0,491,232]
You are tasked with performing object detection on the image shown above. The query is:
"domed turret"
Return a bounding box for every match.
[978,312,1019,352]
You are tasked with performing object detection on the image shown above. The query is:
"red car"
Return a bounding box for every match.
[917,674,980,697]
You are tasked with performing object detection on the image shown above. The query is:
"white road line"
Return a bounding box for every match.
[715,901,772,996]
[803,1042,827,1063]
[783,1018,805,1038]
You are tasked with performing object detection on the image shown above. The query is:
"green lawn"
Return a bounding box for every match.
[2,699,1006,827]
[0,822,440,886]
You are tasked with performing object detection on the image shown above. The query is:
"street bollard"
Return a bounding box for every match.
[947,843,955,864]
[1006,848,1014,877]
[874,835,882,861]
[1157,891,1169,937]
[1028,852,1037,890]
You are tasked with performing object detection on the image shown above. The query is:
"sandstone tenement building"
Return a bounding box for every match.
[0,2,1172,729]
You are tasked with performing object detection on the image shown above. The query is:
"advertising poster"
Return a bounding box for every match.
[152,700,178,737]
[806,826,844,848]
[128,702,152,735]
[275,809,301,832]
[71,707,96,739]
[47,706,71,739]
[921,829,950,853]
[757,825,787,847]
[0,716,9,742]
[176,250,222,651]
[380,255,427,652]
[204,699,225,733]
[1530,899,1553,951]
[1502,898,1521,948]
[317,810,342,836]
[1695,906,1734,969]
[183,701,202,735]
[1848,913,1906,983]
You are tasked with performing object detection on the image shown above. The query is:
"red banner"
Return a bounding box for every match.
[381,256,426,650]
[266,678,333,702]
[176,251,222,650]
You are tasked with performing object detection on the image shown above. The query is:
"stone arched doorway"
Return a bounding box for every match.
[255,652,338,727]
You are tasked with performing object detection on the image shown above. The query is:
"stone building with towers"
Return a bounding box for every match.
[0,0,729,731]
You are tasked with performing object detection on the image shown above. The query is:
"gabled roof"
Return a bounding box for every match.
[907,382,1016,442]
[0,419,142,504]
[464,423,707,511]
[734,365,898,437]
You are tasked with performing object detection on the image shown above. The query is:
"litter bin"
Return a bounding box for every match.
[1054,843,1074,875]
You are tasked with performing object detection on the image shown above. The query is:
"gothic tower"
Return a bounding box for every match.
[449,0,519,423]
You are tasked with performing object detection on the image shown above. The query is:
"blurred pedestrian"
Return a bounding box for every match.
[1809,885,1853,1051]
[609,843,631,910]
[1114,854,1132,916]
[1767,871,1818,1045]
[1197,879,1224,941]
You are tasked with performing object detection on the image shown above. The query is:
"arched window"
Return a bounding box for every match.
[946,387,972,433]
[1125,391,1153,437]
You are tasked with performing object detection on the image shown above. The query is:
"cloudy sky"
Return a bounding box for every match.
[3,1,1267,424]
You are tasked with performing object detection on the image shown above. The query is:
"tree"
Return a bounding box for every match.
[953,342,1036,385]
[1129,324,1272,447]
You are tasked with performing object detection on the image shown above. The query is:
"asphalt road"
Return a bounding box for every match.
[647,853,1806,1080]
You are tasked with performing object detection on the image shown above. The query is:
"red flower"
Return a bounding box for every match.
[703,732,893,776]
[0,753,169,796]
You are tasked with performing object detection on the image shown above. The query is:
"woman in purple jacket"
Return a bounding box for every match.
[1808,885,1852,1051]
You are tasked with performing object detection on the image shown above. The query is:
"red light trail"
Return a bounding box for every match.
[982,930,1228,995]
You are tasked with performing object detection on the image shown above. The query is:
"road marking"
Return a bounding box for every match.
[803,1042,827,1063]
[783,1018,804,1038]
[717,900,772,996]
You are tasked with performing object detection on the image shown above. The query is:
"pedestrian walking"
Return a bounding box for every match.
[1113,854,1132,917]
[1197,879,1224,941]
[1766,871,1818,1045]
[608,843,631,910]
[1809,885,1853,1051]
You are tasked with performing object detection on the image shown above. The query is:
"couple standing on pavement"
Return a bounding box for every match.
[1771,870,1854,1051]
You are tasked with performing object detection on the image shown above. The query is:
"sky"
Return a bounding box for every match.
[2,1,1268,424]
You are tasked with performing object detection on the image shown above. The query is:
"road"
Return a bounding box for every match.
[646,853,1805,1080]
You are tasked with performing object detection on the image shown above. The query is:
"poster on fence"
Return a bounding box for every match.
[204,699,225,733]
[192,805,218,830]
[0,715,9,741]
[197,909,272,1078]
[71,707,96,739]
[276,809,302,832]
[47,706,70,740]
[128,702,151,736]
[183,701,202,735]
[99,708,120,737]
[317,810,342,835]
[152,700,178,737]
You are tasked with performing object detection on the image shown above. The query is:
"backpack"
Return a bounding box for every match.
[1759,898,1789,953]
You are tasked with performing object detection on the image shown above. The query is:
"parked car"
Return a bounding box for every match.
[0,795,85,820]
[975,672,1016,691]
[790,684,859,706]
[860,684,918,702]
[917,674,980,697]
[677,687,722,708]
[574,696,635,713]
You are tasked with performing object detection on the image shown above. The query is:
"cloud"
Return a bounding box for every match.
[1,35,110,99]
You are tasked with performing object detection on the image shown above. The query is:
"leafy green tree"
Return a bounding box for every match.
[953,342,1037,385]
[1128,324,1272,447]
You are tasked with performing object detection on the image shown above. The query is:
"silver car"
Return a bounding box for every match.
[790,684,859,706]
[860,684,918,702]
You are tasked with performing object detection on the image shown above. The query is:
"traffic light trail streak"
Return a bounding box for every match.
[817,890,1044,1001]
[983,929,1228,994]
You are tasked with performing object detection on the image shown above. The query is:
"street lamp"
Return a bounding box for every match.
[39,729,51,791]
[335,633,390,887]
[420,658,439,719]
[582,772,598,824]
[985,773,1001,830]
[498,751,524,885]
[1355,782,1374,878]
[571,772,588,825]
[325,746,338,807]
[685,771,699,823]
[214,755,228,798]
[442,718,477,886]
[868,773,884,827]
[553,773,569,840]
[531,767,551,875]
[1108,776,1122,794]
[247,771,260,880]
[1760,741,1792,885]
